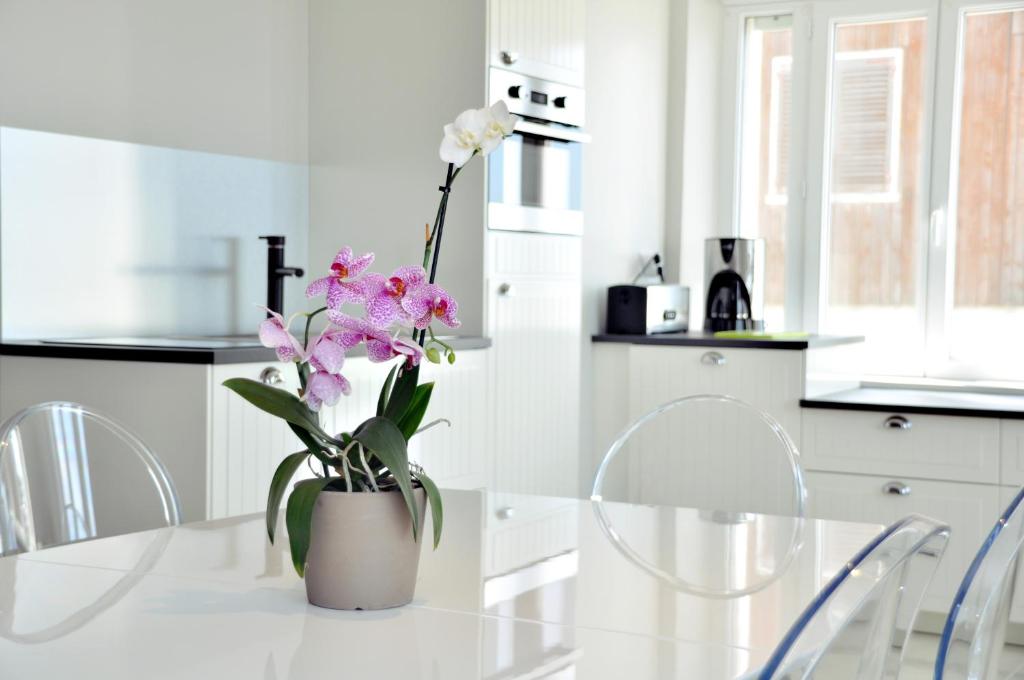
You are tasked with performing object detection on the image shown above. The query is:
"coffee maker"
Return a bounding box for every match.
[703,238,765,332]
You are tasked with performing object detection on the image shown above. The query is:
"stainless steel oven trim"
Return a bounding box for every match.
[488,203,583,236]
[514,119,591,144]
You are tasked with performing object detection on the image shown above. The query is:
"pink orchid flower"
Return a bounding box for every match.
[403,283,461,330]
[258,309,305,362]
[327,311,425,367]
[305,246,375,309]
[304,370,351,412]
[361,266,427,327]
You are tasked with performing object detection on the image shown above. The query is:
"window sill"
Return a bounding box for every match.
[859,375,1024,397]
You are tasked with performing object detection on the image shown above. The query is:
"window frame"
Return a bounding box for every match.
[722,0,1024,383]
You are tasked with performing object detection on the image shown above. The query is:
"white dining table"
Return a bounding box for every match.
[0,489,884,679]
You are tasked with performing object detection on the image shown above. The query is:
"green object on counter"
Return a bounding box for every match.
[712,330,811,340]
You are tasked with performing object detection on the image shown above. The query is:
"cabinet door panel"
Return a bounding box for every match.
[489,0,585,86]
[488,276,580,497]
[802,409,999,484]
[806,471,998,614]
[1001,421,1024,486]
[627,345,804,448]
[209,361,305,520]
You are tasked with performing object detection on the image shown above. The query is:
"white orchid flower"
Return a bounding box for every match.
[480,100,517,155]
[439,101,518,167]
[439,107,489,168]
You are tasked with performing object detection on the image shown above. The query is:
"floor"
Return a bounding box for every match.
[901,633,1024,678]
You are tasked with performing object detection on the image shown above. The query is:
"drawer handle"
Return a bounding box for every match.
[884,415,912,430]
[259,366,284,386]
[701,351,726,366]
[497,282,514,297]
[882,481,912,496]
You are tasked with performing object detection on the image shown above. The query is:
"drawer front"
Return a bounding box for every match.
[802,409,1000,484]
[806,471,999,614]
[1001,420,1024,486]
[628,345,804,448]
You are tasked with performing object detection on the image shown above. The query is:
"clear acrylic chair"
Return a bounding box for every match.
[591,394,806,596]
[0,401,181,556]
[592,393,806,517]
[934,486,1024,680]
[760,514,950,680]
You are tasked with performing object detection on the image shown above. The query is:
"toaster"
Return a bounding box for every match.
[606,284,690,335]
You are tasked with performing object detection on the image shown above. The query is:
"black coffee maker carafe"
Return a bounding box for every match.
[703,238,765,332]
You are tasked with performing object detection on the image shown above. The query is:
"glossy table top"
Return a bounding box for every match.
[0,490,883,679]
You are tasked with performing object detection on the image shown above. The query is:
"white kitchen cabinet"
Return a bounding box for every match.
[626,345,804,448]
[1001,420,1024,486]
[1,350,492,522]
[487,232,581,498]
[489,0,585,86]
[802,409,1000,485]
[806,470,999,614]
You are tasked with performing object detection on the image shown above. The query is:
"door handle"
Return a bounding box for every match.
[259,366,284,386]
[500,50,519,65]
[700,351,726,366]
[882,481,912,496]
[883,415,912,430]
[497,282,514,297]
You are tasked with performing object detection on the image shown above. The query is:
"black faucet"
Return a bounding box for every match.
[259,235,304,317]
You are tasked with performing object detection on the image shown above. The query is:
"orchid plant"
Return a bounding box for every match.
[223,101,516,576]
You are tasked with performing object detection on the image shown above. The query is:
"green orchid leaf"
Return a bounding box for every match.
[352,416,420,541]
[266,450,309,544]
[376,364,398,417]
[397,382,434,441]
[288,423,332,467]
[416,471,444,550]
[285,476,333,577]
[223,378,334,443]
[383,364,419,423]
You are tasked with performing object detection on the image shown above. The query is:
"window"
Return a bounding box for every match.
[946,8,1024,377]
[727,1,1024,382]
[738,14,793,331]
[822,18,929,376]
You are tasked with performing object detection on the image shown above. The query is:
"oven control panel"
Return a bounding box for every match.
[489,68,585,128]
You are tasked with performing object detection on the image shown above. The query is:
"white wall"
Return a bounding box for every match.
[667,0,726,330]
[579,0,671,490]
[307,0,486,336]
[0,0,309,163]
[0,0,311,338]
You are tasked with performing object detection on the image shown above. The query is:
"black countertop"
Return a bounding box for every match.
[802,387,1024,420]
[592,331,864,350]
[0,336,492,366]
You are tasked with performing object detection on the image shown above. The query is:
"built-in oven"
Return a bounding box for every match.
[487,69,590,236]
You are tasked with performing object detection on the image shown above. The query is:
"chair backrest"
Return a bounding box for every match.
[934,486,1024,680]
[760,514,950,680]
[0,401,181,556]
[591,394,806,518]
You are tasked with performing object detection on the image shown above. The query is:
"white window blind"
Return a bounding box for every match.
[831,48,903,202]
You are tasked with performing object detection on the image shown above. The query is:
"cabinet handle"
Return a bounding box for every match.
[497,282,514,297]
[259,366,284,386]
[884,415,912,430]
[700,351,726,366]
[500,50,519,65]
[882,481,912,496]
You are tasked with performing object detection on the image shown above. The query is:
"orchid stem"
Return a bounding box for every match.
[418,162,456,347]
[303,306,327,348]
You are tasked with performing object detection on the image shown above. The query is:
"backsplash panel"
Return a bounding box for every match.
[0,127,309,339]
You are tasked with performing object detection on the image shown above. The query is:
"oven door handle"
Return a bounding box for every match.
[514,119,592,144]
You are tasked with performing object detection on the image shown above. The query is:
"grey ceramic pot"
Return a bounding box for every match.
[303,486,427,610]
